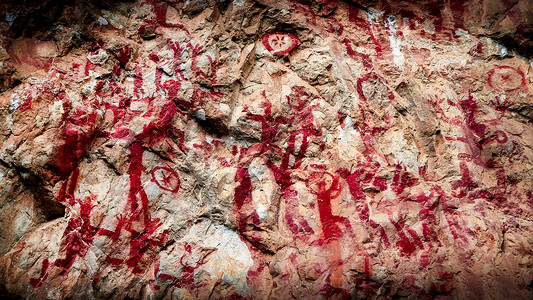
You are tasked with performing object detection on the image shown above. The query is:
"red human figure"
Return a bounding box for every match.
[53,195,99,275]
[306,171,352,242]
[157,243,207,293]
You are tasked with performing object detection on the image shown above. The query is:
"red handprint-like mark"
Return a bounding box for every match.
[490,97,514,117]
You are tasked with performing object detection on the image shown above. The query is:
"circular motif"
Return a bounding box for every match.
[488,66,526,92]
[262,32,299,55]
[492,130,508,144]
[306,172,342,199]
[151,166,181,193]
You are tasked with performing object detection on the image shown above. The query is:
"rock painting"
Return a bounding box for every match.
[0,0,532,299]
[262,32,299,55]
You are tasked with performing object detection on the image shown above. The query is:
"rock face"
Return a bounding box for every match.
[0,0,532,299]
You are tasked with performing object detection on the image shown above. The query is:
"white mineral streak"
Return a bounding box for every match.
[9,95,21,111]
[97,17,109,25]
[249,158,274,221]
[385,15,405,67]
[338,115,357,143]
[497,43,508,58]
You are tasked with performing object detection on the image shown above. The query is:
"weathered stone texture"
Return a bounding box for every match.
[0,0,532,299]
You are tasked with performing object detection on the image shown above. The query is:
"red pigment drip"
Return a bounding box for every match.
[30,259,49,288]
[57,167,80,206]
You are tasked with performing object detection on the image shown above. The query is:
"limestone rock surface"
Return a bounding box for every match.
[0,0,532,299]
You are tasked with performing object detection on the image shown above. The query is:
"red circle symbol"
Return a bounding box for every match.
[492,130,508,144]
[262,32,299,55]
[151,166,180,193]
[488,66,526,92]
[306,172,342,199]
